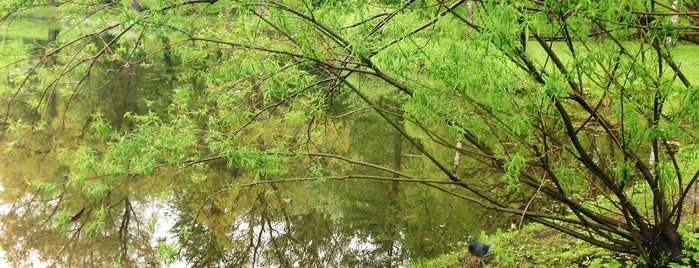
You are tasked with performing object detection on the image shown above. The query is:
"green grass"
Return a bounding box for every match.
[1,4,62,40]
[0,18,63,42]
[408,223,637,268]
[672,43,699,85]
[409,178,699,268]
[0,19,52,72]
[524,40,699,87]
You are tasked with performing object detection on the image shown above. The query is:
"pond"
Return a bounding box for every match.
[0,147,506,267]
[0,44,508,267]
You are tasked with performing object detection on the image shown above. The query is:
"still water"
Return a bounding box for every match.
[0,32,507,268]
[0,153,505,267]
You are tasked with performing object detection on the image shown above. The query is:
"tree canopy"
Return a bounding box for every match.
[2,0,699,266]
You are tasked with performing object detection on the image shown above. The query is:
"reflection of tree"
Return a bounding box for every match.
[0,31,168,266]
[168,158,461,267]
[0,42,485,267]
[14,0,696,265]
[328,88,508,263]
[0,177,159,267]
[170,170,355,267]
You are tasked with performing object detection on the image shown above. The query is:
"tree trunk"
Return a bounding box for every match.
[453,137,462,174]
[129,0,144,12]
[466,0,473,32]
[47,28,60,66]
[162,37,175,85]
[666,0,679,46]
[643,222,684,266]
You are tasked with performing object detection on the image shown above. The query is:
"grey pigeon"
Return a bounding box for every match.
[467,235,492,265]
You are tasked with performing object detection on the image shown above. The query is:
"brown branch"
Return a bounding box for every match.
[188,37,376,75]
[632,11,699,16]
[372,0,468,55]
[520,173,546,230]
[156,0,217,12]
[340,12,391,29]
[672,169,699,226]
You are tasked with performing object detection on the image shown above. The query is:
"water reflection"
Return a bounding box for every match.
[0,149,504,267]
[0,168,161,267]
[0,34,507,268]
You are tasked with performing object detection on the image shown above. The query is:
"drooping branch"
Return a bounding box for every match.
[188,37,375,75]
[197,166,639,253]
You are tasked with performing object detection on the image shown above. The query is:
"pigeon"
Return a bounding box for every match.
[468,235,492,265]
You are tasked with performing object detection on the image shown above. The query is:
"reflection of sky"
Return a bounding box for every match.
[231,216,404,267]
[0,179,9,266]
[0,179,409,267]
[0,178,187,267]
[0,178,49,267]
[0,182,18,265]
[138,197,189,268]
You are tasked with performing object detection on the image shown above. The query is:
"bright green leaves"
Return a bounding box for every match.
[675,144,699,192]
[541,73,568,97]
[209,138,290,180]
[613,161,633,185]
[682,85,699,126]
[501,154,527,191]
[83,181,112,199]
[169,86,199,115]
[157,240,179,265]
[146,216,158,233]
[66,146,114,198]
[116,111,200,172]
[52,210,74,231]
[90,112,113,138]
[58,105,203,201]
[86,219,106,236]
[86,205,109,236]
[480,1,526,54]
[73,146,100,176]
[27,181,60,196]
[553,166,586,194]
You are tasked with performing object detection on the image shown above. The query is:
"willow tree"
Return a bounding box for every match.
[2,0,699,266]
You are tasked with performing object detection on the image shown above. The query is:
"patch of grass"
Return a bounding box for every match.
[408,224,636,268]
[0,18,62,42]
[12,5,59,20]
[525,40,699,87]
[409,247,471,268]
[671,42,699,85]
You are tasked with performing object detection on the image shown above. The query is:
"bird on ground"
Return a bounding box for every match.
[467,235,492,265]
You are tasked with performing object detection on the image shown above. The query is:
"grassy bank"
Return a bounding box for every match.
[408,222,638,268]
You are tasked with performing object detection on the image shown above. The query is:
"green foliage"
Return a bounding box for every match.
[1,0,699,266]
[587,257,636,268]
[111,260,123,268]
[73,146,100,175]
[86,220,106,236]
[410,223,636,268]
[554,167,585,194]
[82,181,111,198]
[27,181,60,196]
[90,112,113,137]
[157,241,179,265]
[146,216,158,234]
[677,232,699,266]
[52,210,74,231]
[501,154,527,191]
